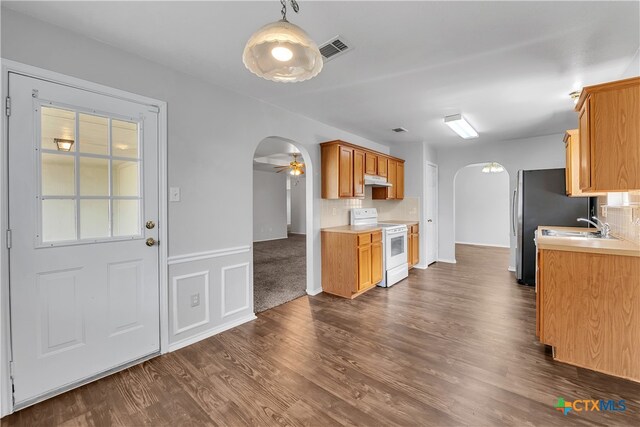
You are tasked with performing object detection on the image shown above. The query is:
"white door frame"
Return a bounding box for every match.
[0,59,169,417]
[422,161,439,267]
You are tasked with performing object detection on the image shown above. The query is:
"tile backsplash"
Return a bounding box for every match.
[321,187,419,228]
[600,191,640,244]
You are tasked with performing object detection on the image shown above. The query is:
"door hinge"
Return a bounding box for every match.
[5,97,11,117]
[9,361,14,378]
[6,229,11,249]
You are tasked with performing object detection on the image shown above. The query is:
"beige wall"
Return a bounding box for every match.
[599,191,640,244]
[321,187,419,228]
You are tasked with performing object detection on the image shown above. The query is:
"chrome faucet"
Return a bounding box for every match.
[577,216,611,238]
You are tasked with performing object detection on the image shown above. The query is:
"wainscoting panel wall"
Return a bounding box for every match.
[167,247,255,351]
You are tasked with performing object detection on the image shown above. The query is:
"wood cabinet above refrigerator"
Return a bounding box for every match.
[575,77,640,192]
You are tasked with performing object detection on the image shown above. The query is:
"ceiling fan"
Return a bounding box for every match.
[274,153,305,176]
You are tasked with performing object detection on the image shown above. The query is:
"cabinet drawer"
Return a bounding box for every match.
[372,231,382,242]
[358,233,372,246]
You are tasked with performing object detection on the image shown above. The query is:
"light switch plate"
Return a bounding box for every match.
[169,187,180,202]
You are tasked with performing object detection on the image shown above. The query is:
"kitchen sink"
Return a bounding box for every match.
[541,229,616,239]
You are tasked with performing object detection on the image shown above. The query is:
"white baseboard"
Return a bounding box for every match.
[289,232,306,235]
[437,258,457,264]
[508,266,516,272]
[455,241,510,248]
[306,287,322,296]
[168,314,257,352]
[253,236,288,243]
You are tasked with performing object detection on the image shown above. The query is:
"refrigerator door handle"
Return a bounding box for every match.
[511,189,517,236]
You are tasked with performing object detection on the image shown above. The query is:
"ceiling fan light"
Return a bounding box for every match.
[243,19,323,82]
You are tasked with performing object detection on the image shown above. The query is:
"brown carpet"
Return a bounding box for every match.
[253,234,306,313]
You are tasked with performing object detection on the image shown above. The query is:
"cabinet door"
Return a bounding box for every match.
[357,244,372,291]
[565,138,572,195]
[377,157,387,177]
[396,162,405,200]
[339,146,354,198]
[365,153,377,175]
[371,241,383,285]
[578,100,591,190]
[354,150,365,198]
[411,233,419,266]
[407,232,413,267]
[387,160,397,199]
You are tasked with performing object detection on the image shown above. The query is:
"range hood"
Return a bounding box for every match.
[364,174,392,187]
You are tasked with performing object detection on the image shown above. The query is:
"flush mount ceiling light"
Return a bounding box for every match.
[54,138,74,151]
[444,114,479,139]
[243,0,323,83]
[482,162,505,173]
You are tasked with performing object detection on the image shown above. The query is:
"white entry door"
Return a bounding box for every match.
[8,73,160,407]
[425,163,438,265]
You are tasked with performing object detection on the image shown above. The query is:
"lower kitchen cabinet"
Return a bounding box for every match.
[408,223,419,268]
[537,248,640,382]
[322,229,383,298]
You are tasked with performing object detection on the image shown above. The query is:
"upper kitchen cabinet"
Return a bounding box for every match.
[321,140,405,199]
[575,77,640,192]
[372,158,405,200]
[365,152,377,175]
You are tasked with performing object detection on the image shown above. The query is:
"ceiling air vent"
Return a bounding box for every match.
[319,36,352,62]
[392,127,408,133]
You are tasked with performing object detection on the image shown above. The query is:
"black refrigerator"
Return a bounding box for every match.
[515,169,595,285]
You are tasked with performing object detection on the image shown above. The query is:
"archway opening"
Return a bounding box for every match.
[453,162,510,268]
[252,137,313,313]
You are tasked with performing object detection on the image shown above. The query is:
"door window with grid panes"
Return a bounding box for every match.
[38,105,143,245]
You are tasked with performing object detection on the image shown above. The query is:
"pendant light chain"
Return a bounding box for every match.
[280,0,300,21]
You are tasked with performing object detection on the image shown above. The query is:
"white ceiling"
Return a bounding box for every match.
[5,1,639,147]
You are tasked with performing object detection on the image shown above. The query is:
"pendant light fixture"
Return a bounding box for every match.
[482,162,505,174]
[243,0,323,83]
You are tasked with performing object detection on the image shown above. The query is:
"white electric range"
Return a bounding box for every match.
[350,208,409,287]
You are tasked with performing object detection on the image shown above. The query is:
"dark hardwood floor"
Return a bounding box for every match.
[3,244,640,426]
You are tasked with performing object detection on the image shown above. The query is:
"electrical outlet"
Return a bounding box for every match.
[191,293,200,307]
[332,207,337,216]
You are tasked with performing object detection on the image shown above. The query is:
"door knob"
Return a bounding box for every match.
[146,238,158,247]
[145,220,155,229]
[427,219,433,223]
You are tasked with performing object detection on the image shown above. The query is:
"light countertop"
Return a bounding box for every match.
[380,220,419,226]
[321,225,382,234]
[536,226,640,257]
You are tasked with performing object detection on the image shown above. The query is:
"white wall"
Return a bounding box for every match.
[253,171,287,242]
[389,141,438,268]
[290,176,306,234]
[454,164,510,248]
[435,133,566,268]
[1,9,392,353]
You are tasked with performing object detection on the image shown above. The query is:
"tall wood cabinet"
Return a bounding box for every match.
[407,223,419,269]
[575,77,640,192]
[321,229,383,298]
[321,140,405,199]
